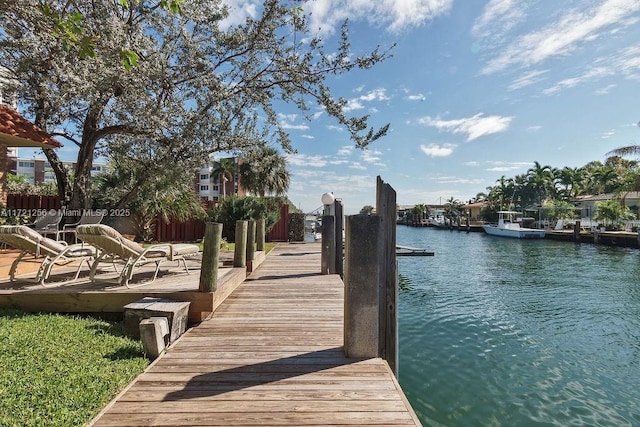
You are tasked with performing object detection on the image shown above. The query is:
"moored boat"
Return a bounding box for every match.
[482,211,545,239]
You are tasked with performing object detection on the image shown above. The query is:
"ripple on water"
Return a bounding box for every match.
[397,227,640,426]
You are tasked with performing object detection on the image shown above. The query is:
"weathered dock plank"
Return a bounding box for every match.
[89,242,421,427]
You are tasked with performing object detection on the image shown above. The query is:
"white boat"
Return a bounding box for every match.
[482,211,545,239]
[429,209,447,227]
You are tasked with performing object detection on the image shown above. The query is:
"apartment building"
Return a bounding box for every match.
[196,157,246,202]
[7,154,107,184]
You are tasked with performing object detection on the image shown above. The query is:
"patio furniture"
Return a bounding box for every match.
[26,210,63,238]
[0,225,96,286]
[75,224,200,288]
[60,210,106,243]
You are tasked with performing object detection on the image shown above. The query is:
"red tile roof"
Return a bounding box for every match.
[0,104,62,148]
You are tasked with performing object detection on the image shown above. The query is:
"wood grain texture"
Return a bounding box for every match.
[89,243,421,426]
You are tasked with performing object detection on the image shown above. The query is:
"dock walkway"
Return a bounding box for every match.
[90,242,420,426]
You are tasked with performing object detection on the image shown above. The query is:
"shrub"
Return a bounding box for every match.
[288,212,305,241]
[208,196,280,242]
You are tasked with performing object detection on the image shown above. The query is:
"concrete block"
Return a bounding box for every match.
[140,317,169,358]
[123,297,190,343]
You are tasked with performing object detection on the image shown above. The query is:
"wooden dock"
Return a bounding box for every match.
[90,242,421,426]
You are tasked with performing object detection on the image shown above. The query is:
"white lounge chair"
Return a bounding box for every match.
[75,224,200,288]
[0,225,96,286]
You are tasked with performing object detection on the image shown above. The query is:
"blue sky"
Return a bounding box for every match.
[18,0,640,215]
[270,0,640,214]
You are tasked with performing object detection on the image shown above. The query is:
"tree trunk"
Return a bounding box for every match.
[35,106,72,208]
[70,102,104,210]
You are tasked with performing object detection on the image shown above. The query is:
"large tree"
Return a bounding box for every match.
[0,0,391,209]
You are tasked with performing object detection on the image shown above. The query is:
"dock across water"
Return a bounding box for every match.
[90,242,421,426]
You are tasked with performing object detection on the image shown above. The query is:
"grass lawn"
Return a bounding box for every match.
[0,308,149,426]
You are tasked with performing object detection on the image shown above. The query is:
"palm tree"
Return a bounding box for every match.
[239,147,290,197]
[211,158,236,198]
[526,161,556,206]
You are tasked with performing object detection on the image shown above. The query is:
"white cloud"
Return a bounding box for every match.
[508,69,549,91]
[305,0,454,35]
[595,84,617,95]
[286,153,328,168]
[472,0,526,40]
[543,66,614,94]
[300,134,315,139]
[420,143,456,157]
[527,125,542,132]
[481,0,640,74]
[601,130,615,139]
[436,176,484,185]
[344,88,390,112]
[361,149,386,167]
[419,113,513,141]
[337,145,354,156]
[484,161,531,172]
[349,162,367,170]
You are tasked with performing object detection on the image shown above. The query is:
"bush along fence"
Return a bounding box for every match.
[4,194,295,243]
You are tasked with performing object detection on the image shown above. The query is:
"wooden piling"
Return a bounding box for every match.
[246,220,256,262]
[234,220,248,268]
[199,222,222,292]
[321,215,336,275]
[376,176,398,376]
[334,200,344,278]
[574,220,581,242]
[256,218,265,252]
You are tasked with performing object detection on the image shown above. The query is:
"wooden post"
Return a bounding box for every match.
[199,222,222,292]
[344,214,380,358]
[594,227,600,244]
[321,215,336,274]
[246,220,256,262]
[465,217,470,232]
[256,218,265,252]
[376,176,397,376]
[234,220,248,268]
[334,200,344,278]
[574,220,581,242]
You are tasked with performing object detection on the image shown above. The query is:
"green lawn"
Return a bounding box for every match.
[0,308,149,426]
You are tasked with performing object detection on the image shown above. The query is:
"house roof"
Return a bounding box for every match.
[0,104,62,148]
[574,192,640,202]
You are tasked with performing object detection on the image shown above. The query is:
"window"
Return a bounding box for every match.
[212,185,219,191]
[200,174,209,180]
[18,161,34,168]
[91,165,102,172]
[213,196,219,202]
[200,185,209,191]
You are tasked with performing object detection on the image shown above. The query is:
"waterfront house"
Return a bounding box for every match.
[573,192,640,220]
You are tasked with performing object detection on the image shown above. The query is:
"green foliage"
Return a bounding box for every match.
[208,196,281,242]
[239,147,290,197]
[288,212,305,242]
[594,199,634,226]
[543,200,579,221]
[93,158,206,242]
[0,308,148,426]
[6,175,58,196]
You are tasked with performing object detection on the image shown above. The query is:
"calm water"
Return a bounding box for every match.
[397,226,640,426]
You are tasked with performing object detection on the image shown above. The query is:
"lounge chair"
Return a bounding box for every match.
[75,224,200,288]
[0,225,96,286]
[26,210,63,238]
[60,210,106,243]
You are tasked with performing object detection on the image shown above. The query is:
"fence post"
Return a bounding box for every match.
[344,214,380,358]
[321,215,336,274]
[199,222,222,292]
[334,200,344,278]
[234,220,248,267]
[376,176,398,376]
[256,218,265,252]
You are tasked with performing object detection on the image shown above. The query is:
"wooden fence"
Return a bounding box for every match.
[5,194,290,243]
